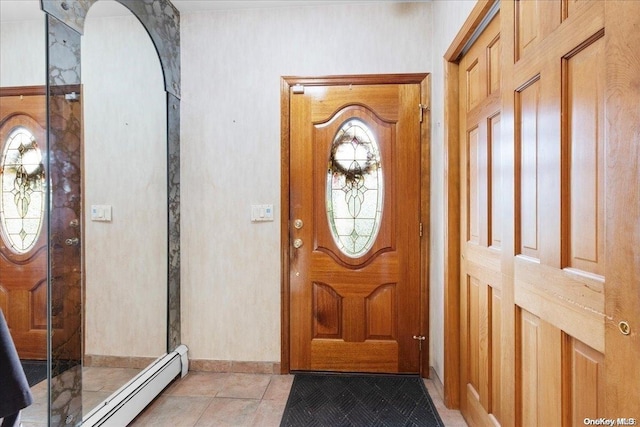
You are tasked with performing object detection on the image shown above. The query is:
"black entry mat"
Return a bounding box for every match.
[280,373,445,427]
[20,360,47,387]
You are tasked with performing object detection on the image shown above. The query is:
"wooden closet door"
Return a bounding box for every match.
[458,12,504,426]
[458,1,639,425]
[499,0,638,424]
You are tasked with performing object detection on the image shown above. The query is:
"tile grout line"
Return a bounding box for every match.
[190,396,216,427]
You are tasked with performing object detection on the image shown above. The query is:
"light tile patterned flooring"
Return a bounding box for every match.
[131,371,469,426]
[19,366,142,427]
[18,368,468,426]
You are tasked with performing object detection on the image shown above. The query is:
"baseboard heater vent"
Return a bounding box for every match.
[82,344,188,426]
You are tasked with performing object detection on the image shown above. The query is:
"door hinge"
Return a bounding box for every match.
[413,335,426,351]
[419,222,423,237]
[419,103,430,123]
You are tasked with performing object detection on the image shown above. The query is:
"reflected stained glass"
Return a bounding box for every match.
[326,119,383,257]
[0,127,45,254]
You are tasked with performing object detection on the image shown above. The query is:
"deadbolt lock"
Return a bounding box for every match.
[294,219,304,229]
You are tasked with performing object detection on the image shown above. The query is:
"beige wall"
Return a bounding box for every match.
[0,2,44,86]
[429,0,477,382]
[180,2,433,361]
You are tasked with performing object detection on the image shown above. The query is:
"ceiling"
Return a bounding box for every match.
[0,0,419,22]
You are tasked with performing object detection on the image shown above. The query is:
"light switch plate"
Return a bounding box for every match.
[251,204,274,222]
[91,205,112,222]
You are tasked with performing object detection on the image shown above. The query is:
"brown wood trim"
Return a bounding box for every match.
[443,60,461,409]
[83,354,158,369]
[282,73,428,87]
[190,359,281,375]
[420,74,432,378]
[48,84,81,96]
[280,77,292,374]
[0,85,46,97]
[444,0,498,62]
[1,84,83,99]
[280,73,430,375]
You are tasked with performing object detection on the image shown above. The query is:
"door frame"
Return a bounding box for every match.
[280,73,431,375]
[442,0,500,409]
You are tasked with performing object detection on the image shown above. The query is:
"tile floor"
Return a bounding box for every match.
[130,372,469,426]
[18,366,141,427]
[16,369,468,426]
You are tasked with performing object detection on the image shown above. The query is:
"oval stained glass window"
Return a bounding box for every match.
[0,127,46,254]
[326,119,383,258]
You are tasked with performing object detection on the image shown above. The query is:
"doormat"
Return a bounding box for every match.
[280,373,445,427]
[20,360,46,387]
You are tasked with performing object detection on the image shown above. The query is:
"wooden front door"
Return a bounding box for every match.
[0,87,47,360]
[286,75,427,373]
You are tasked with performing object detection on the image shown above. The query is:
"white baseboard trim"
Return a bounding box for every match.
[82,344,188,426]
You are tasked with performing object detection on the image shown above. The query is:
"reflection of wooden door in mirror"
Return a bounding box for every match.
[0,86,47,360]
[48,84,83,363]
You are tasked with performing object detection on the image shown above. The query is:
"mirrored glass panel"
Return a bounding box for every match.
[80,0,167,417]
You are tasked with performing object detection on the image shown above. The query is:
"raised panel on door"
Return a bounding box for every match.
[488,36,501,96]
[490,288,502,424]
[515,0,560,62]
[563,336,605,426]
[516,77,540,261]
[517,308,562,427]
[489,113,502,249]
[468,126,481,245]
[564,35,605,278]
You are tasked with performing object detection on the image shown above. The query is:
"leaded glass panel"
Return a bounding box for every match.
[0,127,46,254]
[326,119,383,257]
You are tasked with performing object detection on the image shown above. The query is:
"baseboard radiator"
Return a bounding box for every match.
[82,344,189,426]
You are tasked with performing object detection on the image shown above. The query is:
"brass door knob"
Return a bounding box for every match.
[293,238,303,249]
